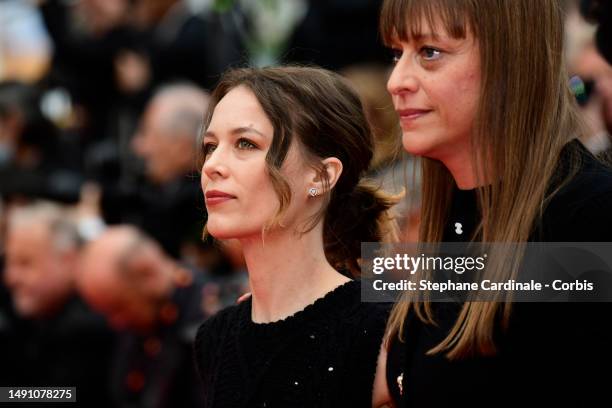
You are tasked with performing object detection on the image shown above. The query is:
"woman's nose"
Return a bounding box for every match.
[202,145,229,180]
[387,54,420,96]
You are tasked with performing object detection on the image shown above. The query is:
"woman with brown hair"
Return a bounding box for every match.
[378,0,612,406]
[194,66,398,407]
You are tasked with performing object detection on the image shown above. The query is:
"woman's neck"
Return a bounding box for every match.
[437,141,483,190]
[240,224,350,323]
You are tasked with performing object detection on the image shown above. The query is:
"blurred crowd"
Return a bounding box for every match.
[0,0,610,407]
[0,0,399,406]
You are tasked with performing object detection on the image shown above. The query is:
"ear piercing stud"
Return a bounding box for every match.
[308,187,319,197]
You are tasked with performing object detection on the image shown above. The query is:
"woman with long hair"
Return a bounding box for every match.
[378,0,612,406]
[194,66,398,407]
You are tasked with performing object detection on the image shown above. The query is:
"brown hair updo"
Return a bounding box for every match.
[201,66,399,276]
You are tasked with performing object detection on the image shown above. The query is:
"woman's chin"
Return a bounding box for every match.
[206,223,256,241]
[401,133,438,159]
[206,227,236,240]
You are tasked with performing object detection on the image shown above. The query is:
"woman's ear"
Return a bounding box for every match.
[308,157,343,196]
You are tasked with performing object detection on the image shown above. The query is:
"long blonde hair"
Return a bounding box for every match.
[381,0,587,359]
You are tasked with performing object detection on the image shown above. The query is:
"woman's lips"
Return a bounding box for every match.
[397,109,432,125]
[205,190,236,206]
[205,196,234,206]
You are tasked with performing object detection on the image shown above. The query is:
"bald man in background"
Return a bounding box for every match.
[132,83,209,186]
[102,83,212,265]
[1,201,113,406]
[79,225,207,408]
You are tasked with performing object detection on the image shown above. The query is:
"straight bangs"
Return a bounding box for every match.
[379,0,475,45]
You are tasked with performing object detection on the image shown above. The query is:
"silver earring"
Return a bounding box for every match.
[308,187,319,197]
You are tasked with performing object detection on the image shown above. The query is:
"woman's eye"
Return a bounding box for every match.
[203,143,216,157]
[236,139,257,149]
[391,48,403,64]
[420,47,442,61]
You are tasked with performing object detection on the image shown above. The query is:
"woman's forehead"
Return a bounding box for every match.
[381,0,472,45]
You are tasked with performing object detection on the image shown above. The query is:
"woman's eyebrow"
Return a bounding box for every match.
[230,126,266,137]
[204,126,265,139]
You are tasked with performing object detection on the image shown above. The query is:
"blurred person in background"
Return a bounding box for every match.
[197,238,249,316]
[37,0,244,147]
[566,0,612,154]
[572,43,612,152]
[0,80,84,203]
[579,0,612,65]
[285,0,389,71]
[1,201,113,406]
[127,0,244,91]
[0,81,58,171]
[342,66,422,242]
[78,225,207,408]
[124,83,210,261]
[132,83,209,186]
[38,0,135,144]
[107,0,244,181]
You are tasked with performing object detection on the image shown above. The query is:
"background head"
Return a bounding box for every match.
[4,201,81,319]
[132,83,210,184]
[201,66,398,274]
[131,0,181,28]
[77,0,129,36]
[78,225,175,332]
